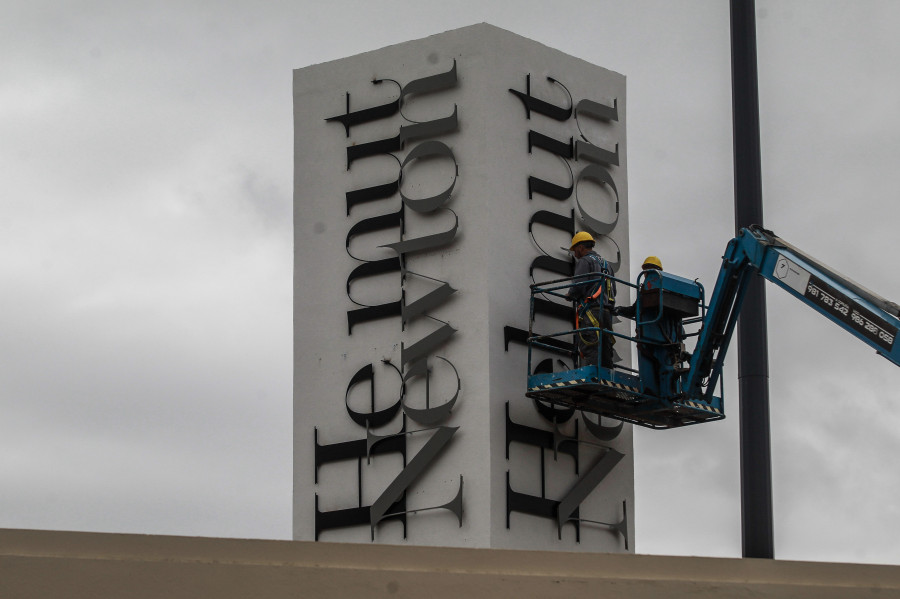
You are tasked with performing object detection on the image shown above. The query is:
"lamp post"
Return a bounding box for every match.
[730,0,774,559]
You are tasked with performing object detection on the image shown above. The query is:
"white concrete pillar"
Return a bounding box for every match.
[293,23,632,551]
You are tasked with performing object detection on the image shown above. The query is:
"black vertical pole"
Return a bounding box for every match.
[730,0,774,558]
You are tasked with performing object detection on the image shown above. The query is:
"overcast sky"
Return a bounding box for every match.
[2,0,900,565]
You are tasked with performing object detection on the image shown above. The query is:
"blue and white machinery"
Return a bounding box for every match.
[526,225,900,429]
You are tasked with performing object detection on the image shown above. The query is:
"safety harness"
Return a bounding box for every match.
[576,254,616,347]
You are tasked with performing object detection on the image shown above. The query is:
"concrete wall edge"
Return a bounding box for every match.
[3,528,900,596]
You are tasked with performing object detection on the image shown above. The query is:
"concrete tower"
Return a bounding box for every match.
[293,23,633,552]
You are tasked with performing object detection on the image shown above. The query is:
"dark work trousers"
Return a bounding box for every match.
[578,304,614,369]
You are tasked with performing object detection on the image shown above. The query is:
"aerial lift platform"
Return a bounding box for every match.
[526,226,900,429]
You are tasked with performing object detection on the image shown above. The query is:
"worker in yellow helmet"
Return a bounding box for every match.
[615,255,690,394]
[564,232,616,369]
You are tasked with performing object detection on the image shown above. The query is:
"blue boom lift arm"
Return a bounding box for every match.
[525,225,900,429]
[685,225,900,403]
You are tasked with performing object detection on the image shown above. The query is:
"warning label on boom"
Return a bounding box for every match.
[805,275,896,351]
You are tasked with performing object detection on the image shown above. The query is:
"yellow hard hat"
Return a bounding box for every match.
[642,256,663,270]
[569,231,595,250]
